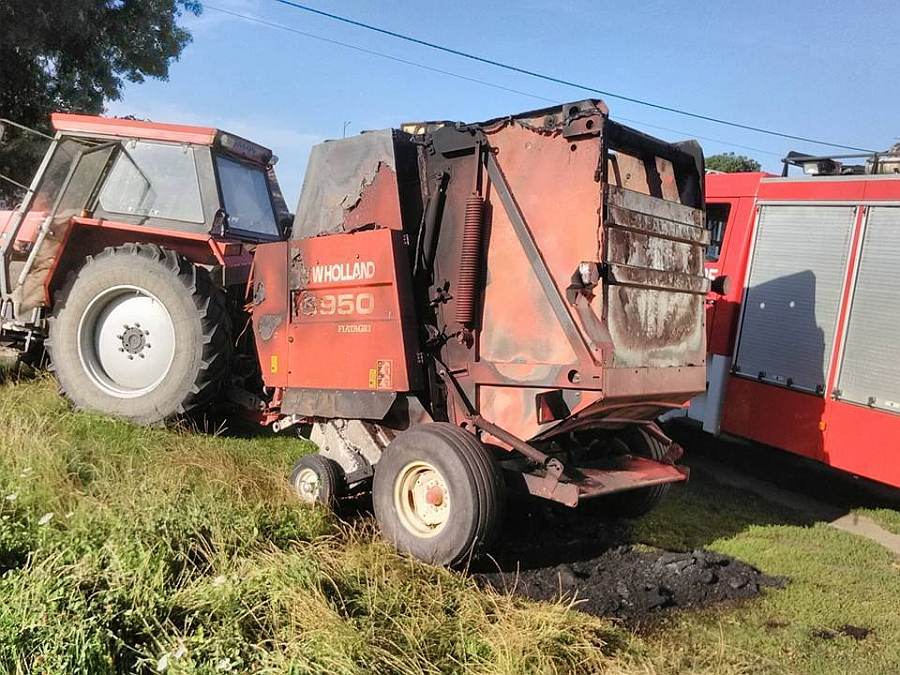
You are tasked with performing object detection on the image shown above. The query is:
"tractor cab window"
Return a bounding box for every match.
[99,141,204,223]
[215,155,279,238]
[705,202,731,262]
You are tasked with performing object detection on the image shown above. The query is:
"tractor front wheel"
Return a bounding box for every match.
[372,423,505,567]
[47,244,231,425]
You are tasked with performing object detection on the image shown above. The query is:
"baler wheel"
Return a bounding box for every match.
[289,454,344,508]
[47,244,231,425]
[600,427,672,518]
[372,423,505,567]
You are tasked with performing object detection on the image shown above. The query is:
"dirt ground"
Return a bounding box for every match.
[473,499,784,624]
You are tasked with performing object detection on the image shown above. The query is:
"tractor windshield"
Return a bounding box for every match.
[215,155,279,239]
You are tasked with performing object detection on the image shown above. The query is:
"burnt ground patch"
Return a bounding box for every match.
[477,545,785,624]
[472,496,786,625]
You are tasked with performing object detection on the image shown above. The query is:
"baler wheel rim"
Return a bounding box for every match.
[393,460,451,538]
[289,454,344,508]
[372,422,505,567]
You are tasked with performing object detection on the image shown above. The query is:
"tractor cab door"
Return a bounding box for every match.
[11,140,117,314]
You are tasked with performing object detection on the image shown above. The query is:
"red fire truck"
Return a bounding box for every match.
[685,151,900,489]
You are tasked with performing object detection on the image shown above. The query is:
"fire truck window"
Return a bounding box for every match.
[99,141,204,223]
[705,202,730,261]
[215,155,279,238]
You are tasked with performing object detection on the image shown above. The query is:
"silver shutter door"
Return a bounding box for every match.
[735,205,855,393]
[837,207,900,412]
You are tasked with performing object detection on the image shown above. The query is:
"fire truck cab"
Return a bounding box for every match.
[688,152,900,489]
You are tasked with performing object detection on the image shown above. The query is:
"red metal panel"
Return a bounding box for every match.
[720,376,900,488]
[720,376,827,461]
[862,179,900,201]
[250,241,290,387]
[51,113,217,145]
[283,228,419,392]
[758,177,867,202]
[705,195,758,355]
[705,171,771,199]
[824,401,900,488]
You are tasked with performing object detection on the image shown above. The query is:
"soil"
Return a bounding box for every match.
[473,500,785,624]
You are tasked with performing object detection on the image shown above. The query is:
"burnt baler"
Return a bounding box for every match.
[251,100,709,565]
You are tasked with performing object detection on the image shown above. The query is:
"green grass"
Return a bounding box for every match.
[0,376,897,674]
[0,378,624,674]
[633,466,900,674]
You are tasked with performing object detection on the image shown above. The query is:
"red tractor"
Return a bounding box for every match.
[1,101,709,565]
[0,114,290,422]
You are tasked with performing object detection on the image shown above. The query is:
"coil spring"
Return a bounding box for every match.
[455,192,484,327]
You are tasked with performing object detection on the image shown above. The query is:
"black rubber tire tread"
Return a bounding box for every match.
[602,427,671,518]
[289,454,344,508]
[372,422,505,567]
[46,243,231,425]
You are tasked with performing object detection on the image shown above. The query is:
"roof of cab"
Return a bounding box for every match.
[50,113,218,145]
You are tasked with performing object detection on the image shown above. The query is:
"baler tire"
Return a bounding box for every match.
[602,428,671,518]
[289,454,344,508]
[372,423,505,567]
[46,243,231,425]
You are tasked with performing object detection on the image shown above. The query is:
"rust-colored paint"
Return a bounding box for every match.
[341,162,403,232]
[51,113,217,145]
[253,228,421,393]
[425,102,707,441]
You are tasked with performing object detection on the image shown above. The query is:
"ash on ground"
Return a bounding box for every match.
[473,500,785,623]
[477,546,784,622]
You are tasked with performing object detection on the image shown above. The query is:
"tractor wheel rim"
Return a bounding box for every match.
[77,285,176,398]
[294,467,321,503]
[394,460,450,538]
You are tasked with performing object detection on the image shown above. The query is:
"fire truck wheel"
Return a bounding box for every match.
[289,454,344,508]
[372,423,505,567]
[47,243,231,425]
[601,428,671,518]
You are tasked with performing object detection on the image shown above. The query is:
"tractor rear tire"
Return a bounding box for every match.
[47,243,231,425]
[372,423,505,567]
[600,427,671,518]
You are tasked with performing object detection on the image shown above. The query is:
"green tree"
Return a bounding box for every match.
[706,152,762,173]
[0,0,201,204]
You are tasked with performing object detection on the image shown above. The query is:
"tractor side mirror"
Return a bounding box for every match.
[710,274,731,295]
[280,214,293,240]
[212,208,229,236]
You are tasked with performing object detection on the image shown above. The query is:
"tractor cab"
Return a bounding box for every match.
[0,114,290,331]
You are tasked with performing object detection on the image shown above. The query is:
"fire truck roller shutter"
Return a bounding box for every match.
[836,206,900,412]
[734,205,855,394]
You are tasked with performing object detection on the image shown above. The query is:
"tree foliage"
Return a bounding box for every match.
[0,0,201,203]
[706,152,762,173]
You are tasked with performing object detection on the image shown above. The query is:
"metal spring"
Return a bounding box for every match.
[455,192,484,327]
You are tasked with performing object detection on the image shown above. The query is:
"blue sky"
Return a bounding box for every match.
[107,0,900,206]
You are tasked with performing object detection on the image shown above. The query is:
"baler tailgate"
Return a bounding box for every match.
[603,184,709,368]
[605,185,710,294]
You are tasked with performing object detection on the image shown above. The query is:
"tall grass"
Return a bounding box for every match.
[0,378,626,674]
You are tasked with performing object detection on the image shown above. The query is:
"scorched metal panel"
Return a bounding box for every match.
[734,205,855,393]
[837,206,900,412]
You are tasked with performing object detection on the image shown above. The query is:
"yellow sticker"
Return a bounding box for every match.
[368,368,378,389]
[270,354,279,374]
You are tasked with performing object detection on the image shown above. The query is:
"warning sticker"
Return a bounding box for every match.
[270,354,279,374]
[375,360,393,390]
